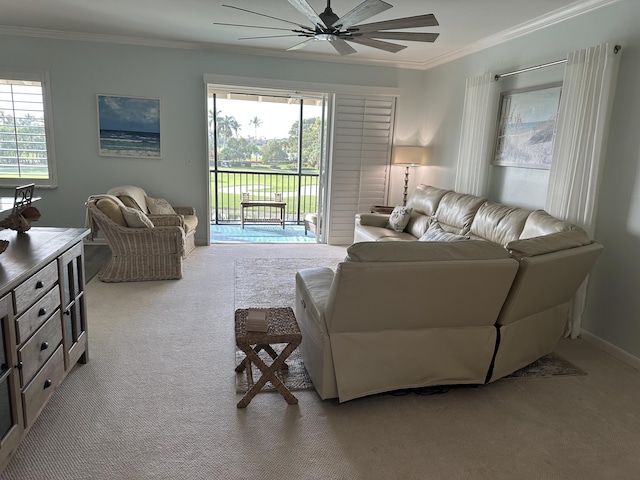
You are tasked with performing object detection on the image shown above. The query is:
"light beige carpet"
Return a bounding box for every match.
[2,243,640,480]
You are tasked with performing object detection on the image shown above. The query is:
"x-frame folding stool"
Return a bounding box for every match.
[234,307,302,408]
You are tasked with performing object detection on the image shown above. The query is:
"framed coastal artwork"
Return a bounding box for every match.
[97,94,161,158]
[493,83,562,169]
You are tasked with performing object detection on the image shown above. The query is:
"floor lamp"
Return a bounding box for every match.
[392,146,429,206]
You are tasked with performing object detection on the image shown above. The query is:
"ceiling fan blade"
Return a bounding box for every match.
[350,13,439,33]
[328,37,358,56]
[334,0,392,29]
[287,0,325,28]
[359,31,440,43]
[238,34,306,40]
[222,4,310,30]
[213,22,294,32]
[347,36,406,53]
[287,38,317,51]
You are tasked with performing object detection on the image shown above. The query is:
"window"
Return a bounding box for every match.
[0,70,57,187]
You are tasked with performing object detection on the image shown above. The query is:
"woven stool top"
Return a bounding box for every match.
[235,307,301,346]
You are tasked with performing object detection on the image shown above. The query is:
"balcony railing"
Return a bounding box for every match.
[210,170,319,224]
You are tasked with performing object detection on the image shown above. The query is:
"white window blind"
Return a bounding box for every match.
[0,70,57,187]
[325,94,396,245]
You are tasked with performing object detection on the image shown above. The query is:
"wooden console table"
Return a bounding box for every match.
[240,201,286,229]
[0,227,89,471]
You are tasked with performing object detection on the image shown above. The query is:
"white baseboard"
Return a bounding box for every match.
[580,330,640,372]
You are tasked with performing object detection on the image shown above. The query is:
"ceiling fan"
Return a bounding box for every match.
[213,0,439,56]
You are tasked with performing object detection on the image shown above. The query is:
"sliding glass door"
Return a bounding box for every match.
[207,85,327,241]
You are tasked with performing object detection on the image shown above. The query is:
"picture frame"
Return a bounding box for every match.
[97,94,161,158]
[493,83,562,170]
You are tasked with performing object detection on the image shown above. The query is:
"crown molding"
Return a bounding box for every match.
[419,0,623,69]
[0,0,622,72]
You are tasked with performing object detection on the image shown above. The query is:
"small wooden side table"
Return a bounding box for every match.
[234,307,302,408]
[370,205,395,214]
[240,201,286,229]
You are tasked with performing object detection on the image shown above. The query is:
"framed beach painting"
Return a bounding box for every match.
[97,94,161,158]
[493,83,562,169]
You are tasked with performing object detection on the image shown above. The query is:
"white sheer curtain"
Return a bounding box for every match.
[546,42,621,338]
[455,73,498,196]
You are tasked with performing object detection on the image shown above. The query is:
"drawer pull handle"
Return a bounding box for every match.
[39,308,47,316]
[64,308,71,316]
[15,362,23,370]
[43,379,52,389]
[40,341,49,351]
[35,281,44,289]
[301,299,306,309]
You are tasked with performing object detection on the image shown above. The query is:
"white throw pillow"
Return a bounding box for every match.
[120,206,154,228]
[386,206,413,232]
[419,222,470,242]
[145,196,177,215]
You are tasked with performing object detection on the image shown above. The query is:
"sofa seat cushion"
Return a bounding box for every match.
[506,230,592,259]
[356,225,416,242]
[470,201,532,246]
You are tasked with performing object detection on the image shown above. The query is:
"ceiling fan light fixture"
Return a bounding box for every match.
[220,0,439,55]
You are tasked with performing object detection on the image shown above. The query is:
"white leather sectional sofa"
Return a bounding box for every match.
[295,184,604,402]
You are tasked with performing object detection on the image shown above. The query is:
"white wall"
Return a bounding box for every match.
[422,0,640,359]
[0,34,424,243]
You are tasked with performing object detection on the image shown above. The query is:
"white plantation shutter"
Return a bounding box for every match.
[325,94,396,245]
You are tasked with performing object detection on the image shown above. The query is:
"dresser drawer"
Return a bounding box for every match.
[15,287,61,345]
[18,312,63,386]
[13,261,59,316]
[22,345,64,427]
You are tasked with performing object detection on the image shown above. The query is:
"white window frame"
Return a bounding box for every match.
[0,68,57,188]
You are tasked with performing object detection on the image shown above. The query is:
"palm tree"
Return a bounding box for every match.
[249,116,262,140]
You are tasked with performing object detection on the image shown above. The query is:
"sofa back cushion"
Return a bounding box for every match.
[470,202,531,246]
[346,239,510,263]
[404,212,432,238]
[506,230,592,259]
[327,241,519,333]
[434,192,486,234]
[406,184,450,216]
[519,209,583,239]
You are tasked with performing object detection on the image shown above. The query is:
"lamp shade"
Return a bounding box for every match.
[392,145,429,166]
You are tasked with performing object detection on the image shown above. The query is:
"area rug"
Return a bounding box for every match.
[234,257,586,394]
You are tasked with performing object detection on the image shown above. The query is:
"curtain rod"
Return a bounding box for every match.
[494,44,622,81]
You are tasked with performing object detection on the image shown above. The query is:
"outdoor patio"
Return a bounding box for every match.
[210,224,316,243]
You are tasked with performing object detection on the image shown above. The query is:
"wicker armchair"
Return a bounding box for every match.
[86,197,184,282]
[106,185,197,257]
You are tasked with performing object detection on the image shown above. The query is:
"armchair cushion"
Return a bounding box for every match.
[120,206,154,228]
[146,196,177,215]
[96,198,126,226]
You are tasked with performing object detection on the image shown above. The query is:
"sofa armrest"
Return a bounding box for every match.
[356,213,390,228]
[174,206,196,216]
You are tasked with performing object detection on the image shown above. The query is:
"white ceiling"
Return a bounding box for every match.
[0,0,615,69]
